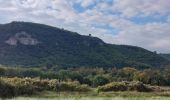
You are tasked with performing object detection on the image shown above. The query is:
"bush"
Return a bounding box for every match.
[0,67,5,76]
[128,81,152,92]
[0,79,15,98]
[97,81,153,92]
[50,81,91,92]
[0,77,92,97]
[33,79,50,91]
[56,82,77,91]
[6,77,35,95]
[97,82,127,92]
[92,75,109,87]
[48,79,59,91]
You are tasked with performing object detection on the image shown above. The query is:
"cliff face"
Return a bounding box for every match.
[5,31,40,46]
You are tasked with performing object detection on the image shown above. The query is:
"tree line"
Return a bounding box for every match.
[0,66,170,87]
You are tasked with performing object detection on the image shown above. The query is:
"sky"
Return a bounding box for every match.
[0,0,170,53]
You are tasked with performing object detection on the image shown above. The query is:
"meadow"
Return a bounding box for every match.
[8,91,170,100]
[10,97,170,100]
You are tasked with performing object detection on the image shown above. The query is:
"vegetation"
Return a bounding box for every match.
[5,89,170,100]
[0,21,170,98]
[0,22,169,68]
[160,54,170,61]
[1,66,170,87]
[97,81,153,92]
[0,77,91,98]
[1,77,170,98]
[11,96,170,100]
[0,66,170,98]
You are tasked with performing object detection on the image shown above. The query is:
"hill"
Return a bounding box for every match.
[0,21,169,69]
[160,54,170,61]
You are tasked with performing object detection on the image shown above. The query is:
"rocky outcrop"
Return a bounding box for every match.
[5,32,40,46]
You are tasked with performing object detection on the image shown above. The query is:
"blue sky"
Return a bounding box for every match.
[0,0,170,53]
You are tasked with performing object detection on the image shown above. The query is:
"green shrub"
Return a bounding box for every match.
[48,79,59,91]
[128,81,152,92]
[97,82,127,92]
[0,79,15,97]
[33,79,50,91]
[97,81,153,92]
[92,75,109,87]
[0,77,90,97]
[54,81,91,92]
[6,77,35,95]
[75,84,91,92]
[0,67,5,76]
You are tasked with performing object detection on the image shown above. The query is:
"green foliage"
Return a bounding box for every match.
[33,79,50,91]
[0,22,169,68]
[92,75,110,87]
[1,66,170,87]
[97,81,153,92]
[0,78,15,98]
[52,81,90,92]
[0,67,5,76]
[164,71,170,85]
[160,54,170,61]
[0,77,91,97]
[0,65,170,98]
[97,82,127,92]
[21,69,43,78]
[134,70,167,86]
[9,78,35,95]
[118,67,138,81]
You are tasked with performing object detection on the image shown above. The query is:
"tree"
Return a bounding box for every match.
[120,67,138,81]
[92,75,109,87]
[21,69,42,78]
[58,70,71,81]
[0,67,5,76]
[164,71,170,85]
[135,70,166,85]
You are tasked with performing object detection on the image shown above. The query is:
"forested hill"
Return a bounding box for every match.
[160,54,170,61]
[0,21,169,69]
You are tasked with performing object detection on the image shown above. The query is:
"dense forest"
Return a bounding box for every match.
[0,22,170,69]
[160,54,170,61]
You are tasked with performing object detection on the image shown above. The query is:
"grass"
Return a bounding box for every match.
[6,91,170,100]
[8,96,170,100]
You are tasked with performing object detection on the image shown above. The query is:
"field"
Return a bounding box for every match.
[9,96,170,100]
[7,91,170,100]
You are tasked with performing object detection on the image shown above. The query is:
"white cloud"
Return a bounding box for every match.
[111,22,170,53]
[112,0,170,17]
[76,0,95,8]
[13,0,41,8]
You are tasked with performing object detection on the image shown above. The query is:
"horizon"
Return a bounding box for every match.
[0,0,170,53]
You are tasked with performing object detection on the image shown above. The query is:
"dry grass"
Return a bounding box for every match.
[9,96,170,100]
[6,91,170,100]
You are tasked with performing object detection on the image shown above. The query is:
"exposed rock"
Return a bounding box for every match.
[5,37,18,45]
[5,32,40,46]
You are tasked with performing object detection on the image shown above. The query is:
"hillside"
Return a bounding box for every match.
[0,21,169,69]
[160,54,170,61]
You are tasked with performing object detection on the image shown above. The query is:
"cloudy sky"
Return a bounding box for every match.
[0,0,170,53]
